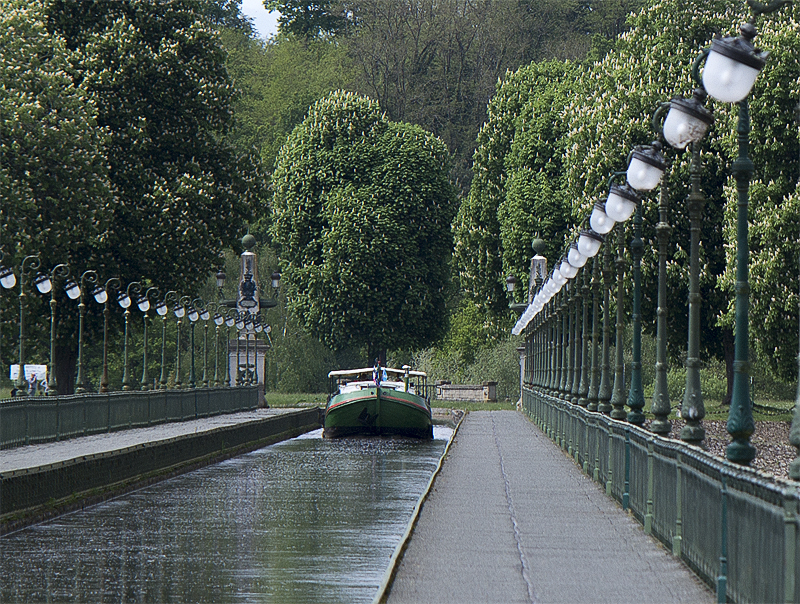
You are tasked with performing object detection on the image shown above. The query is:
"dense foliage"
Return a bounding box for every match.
[270,91,457,359]
[456,0,800,390]
[1,0,263,392]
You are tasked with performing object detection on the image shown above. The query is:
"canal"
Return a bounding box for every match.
[1,425,454,603]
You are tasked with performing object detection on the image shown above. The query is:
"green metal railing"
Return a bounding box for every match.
[523,387,800,604]
[0,387,260,449]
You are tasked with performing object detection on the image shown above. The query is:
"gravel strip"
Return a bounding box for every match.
[656,418,796,480]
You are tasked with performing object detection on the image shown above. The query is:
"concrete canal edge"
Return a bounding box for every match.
[1,408,323,534]
[372,410,466,604]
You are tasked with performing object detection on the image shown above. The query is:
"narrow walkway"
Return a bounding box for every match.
[386,410,714,604]
[0,408,303,473]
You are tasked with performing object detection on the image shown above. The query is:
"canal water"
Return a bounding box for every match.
[1,425,453,603]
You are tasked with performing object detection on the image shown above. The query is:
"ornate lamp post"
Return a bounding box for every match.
[662,88,714,442]
[15,254,42,394]
[234,311,245,385]
[97,278,121,393]
[117,281,142,391]
[75,270,99,394]
[138,287,158,390]
[156,291,177,389]
[0,253,16,388]
[609,227,627,419]
[224,309,237,387]
[46,264,81,395]
[597,243,613,414]
[700,13,779,464]
[209,304,224,386]
[187,300,200,389]
[217,268,226,300]
[626,141,667,428]
[174,296,189,388]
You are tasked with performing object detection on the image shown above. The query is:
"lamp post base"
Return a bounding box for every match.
[680,423,705,444]
[727,438,756,464]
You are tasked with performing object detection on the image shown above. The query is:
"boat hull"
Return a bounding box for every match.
[324,387,433,439]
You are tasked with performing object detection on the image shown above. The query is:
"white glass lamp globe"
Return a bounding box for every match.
[662,91,714,149]
[703,24,766,104]
[627,142,665,191]
[34,273,52,294]
[225,316,235,328]
[568,243,588,268]
[605,184,639,223]
[117,291,131,309]
[137,295,150,312]
[200,308,210,321]
[156,301,168,316]
[559,258,578,279]
[188,307,199,322]
[590,202,616,235]
[214,313,224,326]
[577,230,603,259]
[65,279,81,300]
[92,286,108,304]
[0,266,15,289]
[173,303,185,318]
[552,269,567,286]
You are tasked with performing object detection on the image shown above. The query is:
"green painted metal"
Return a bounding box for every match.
[0,387,260,449]
[727,98,756,464]
[587,258,601,412]
[521,386,800,603]
[324,387,432,439]
[609,227,627,420]
[681,140,707,444]
[651,180,672,434]
[626,204,646,426]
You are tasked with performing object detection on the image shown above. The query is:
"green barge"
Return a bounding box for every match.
[324,366,433,439]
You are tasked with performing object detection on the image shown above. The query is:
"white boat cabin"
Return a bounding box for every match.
[328,366,428,396]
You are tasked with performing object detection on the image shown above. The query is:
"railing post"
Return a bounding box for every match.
[717,475,728,604]
[674,452,683,557]
[623,428,630,511]
[587,257,601,411]
[578,268,590,406]
[645,440,654,535]
[784,486,797,603]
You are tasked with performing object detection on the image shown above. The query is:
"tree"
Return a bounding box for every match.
[221,30,354,172]
[270,90,457,360]
[266,0,348,40]
[453,61,576,327]
[0,0,265,393]
[342,0,648,192]
[0,0,113,387]
[717,6,800,383]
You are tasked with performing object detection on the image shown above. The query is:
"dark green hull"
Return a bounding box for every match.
[324,387,433,439]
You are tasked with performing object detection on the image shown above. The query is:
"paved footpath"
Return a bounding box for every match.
[386,410,714,604]
[0,408,305,473]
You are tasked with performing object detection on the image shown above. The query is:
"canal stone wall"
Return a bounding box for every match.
[1,407,323,532]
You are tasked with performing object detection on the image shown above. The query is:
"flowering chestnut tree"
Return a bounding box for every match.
[271,91,457,359]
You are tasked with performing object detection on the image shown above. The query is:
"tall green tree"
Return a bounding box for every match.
[270,90,457,360]
[221,30,354,171]
[718,7,800,383]
[453,61,576,327]
[0,0,112,387]
[266,0,348,39]
[0,0,265,392]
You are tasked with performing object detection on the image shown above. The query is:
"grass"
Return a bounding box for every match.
[264,392,328,407]
[644,397,796,423]
[431,400,516,412]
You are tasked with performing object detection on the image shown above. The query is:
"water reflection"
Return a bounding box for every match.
[1,426,452,603]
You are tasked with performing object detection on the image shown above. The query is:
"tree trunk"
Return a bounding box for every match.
[55,344,77,395]
[722,328,734,406]
[367,345,387,367]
